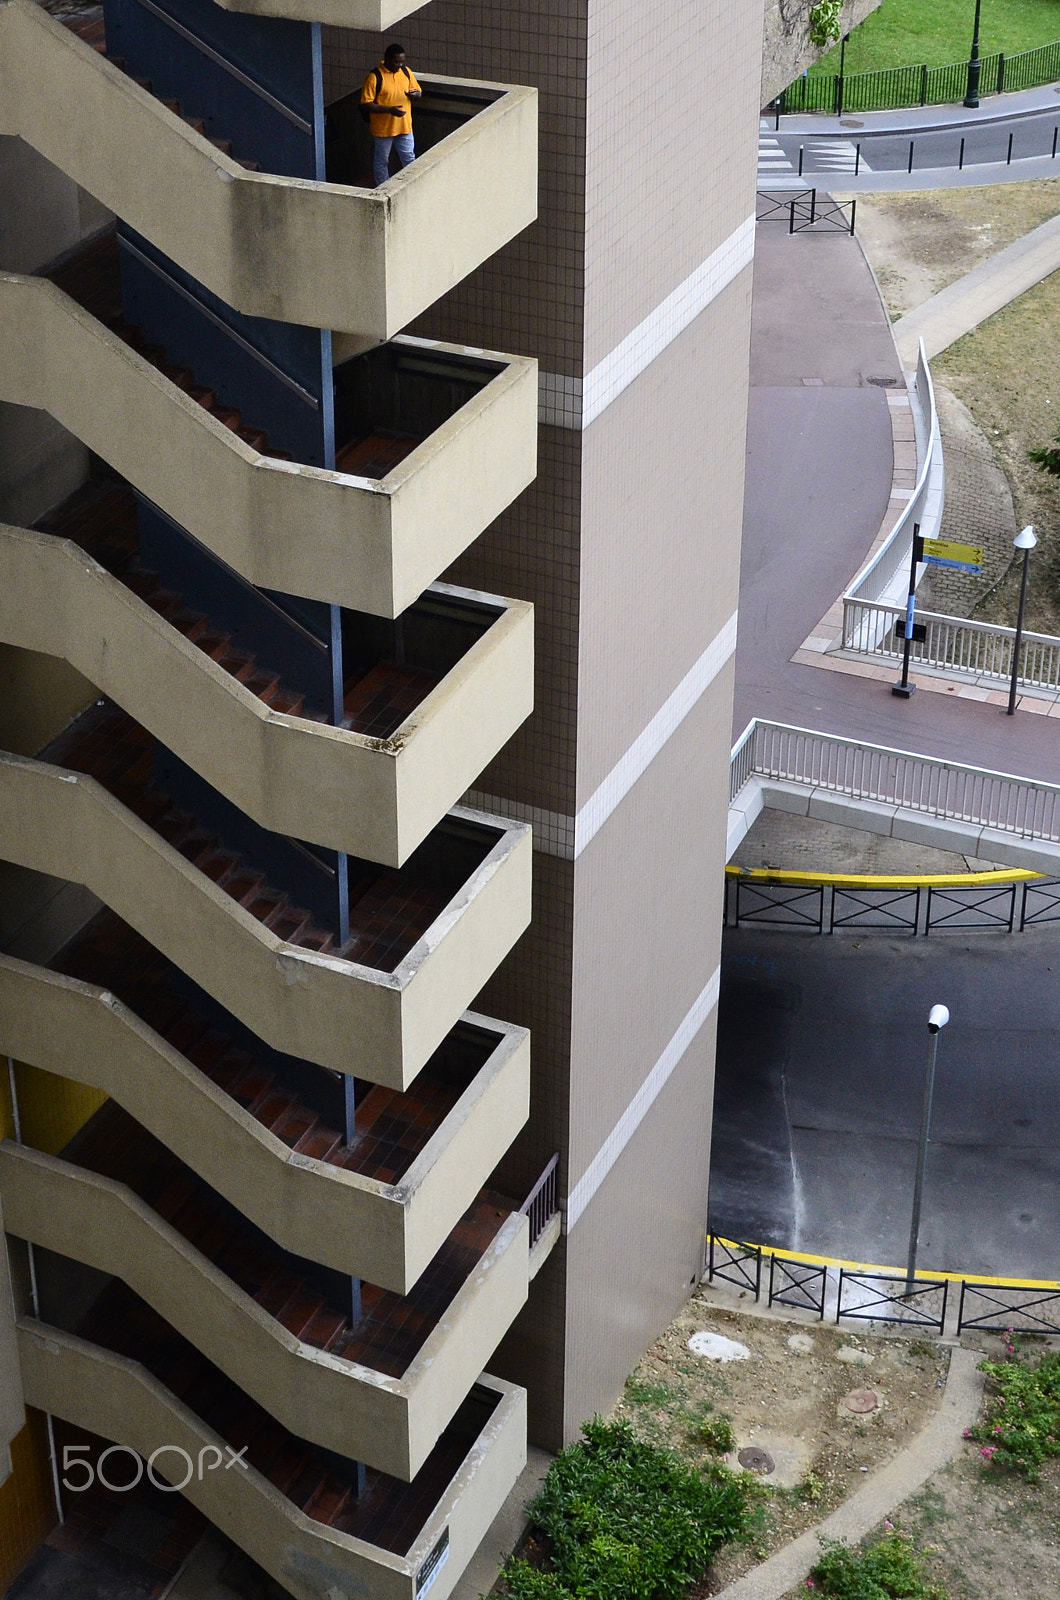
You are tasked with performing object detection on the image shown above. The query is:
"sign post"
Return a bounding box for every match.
[893,533,984,700]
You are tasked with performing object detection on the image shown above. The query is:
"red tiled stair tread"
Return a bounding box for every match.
[334,430,422,479]
[62,1101,514,1381]
[341,663,438,739]
[71,1280,495,1553]
[33,481,322,722]
[48,910,478,1183]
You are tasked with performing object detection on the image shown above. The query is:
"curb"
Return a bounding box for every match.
[712,1347,985,1600]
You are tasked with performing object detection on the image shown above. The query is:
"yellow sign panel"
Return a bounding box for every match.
[921,537,983,572]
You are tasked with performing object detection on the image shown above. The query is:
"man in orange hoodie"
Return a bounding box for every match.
[361,42,422,188]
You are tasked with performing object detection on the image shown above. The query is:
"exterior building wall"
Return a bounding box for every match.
[325,0,759,1449]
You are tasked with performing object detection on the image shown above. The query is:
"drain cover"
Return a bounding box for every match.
[842,1388,879,1415]
[865,375,900,387]
[737,1447,776,1474]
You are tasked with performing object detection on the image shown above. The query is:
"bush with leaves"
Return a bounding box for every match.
[501,1418,750,1600]
[965,1346,1060,1483]
[809,1,844,50]
[1029,433,1060,478]
[808,1528,947,1599]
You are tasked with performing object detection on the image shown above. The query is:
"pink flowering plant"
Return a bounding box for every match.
[965,1347,1060,1484]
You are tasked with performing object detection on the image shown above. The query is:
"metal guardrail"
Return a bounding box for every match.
[704,1235,1060,1333]
[957,1280,1060,1335]
[846,343,943,614]
[520,1153,560,1250]
[729,719,1060,846]
[837,1270,948,1332]
[841,598,1060,695]
[724,875,1060,936]
[776,38,1060,116]
[756,189,856,235]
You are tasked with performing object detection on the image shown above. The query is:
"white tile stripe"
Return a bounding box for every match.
[565,964,721,1231]
[574,610,738,857]
[581,215,755,427]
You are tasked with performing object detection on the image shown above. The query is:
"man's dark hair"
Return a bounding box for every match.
[384,42,406,59]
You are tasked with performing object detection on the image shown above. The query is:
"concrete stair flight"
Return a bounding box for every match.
[39,701,454,970]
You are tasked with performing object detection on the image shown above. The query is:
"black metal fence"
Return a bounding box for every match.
[724,877,1060,937]
[520,1153,560,1249]
[837,1270,948,1332]
[957,1280,1060,1335]
[756,189,857,236]
[704,1235,1058,1334]
[773,39,1060,117]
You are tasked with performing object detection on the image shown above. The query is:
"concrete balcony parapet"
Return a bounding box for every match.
[0,523,533,866]
[0,1142,529,1478]
[0,0,537,338]
[0,954,529,1290]
[0,273,537,617]
[16,1320,527,1600]
[213,0,430,25]
[0,750,531,1083]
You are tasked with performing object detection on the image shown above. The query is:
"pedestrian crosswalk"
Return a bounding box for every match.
[757,131,872,185]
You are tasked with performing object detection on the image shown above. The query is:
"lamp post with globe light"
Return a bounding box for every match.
[1007,526,1038,715]
[964,0,984,108]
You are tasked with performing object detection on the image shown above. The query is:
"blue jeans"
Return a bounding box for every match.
[373,132,415,187]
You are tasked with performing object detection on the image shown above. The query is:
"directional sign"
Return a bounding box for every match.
[921,537,983,575]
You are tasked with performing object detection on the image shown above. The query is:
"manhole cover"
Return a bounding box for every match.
[737,1447,775,1474]
[865,375,900,387]
[842,1388,879,1415]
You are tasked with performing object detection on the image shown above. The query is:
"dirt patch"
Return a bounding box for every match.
[610,1298,951,1595]
[848,181,1060,320]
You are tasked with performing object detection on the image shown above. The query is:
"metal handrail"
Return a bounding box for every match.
[846,342,944,609]
[842,598,1060,691]
[520,1152,560,1249]
[729,719,1060,843]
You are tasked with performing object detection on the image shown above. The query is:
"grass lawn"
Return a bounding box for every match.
[810,0,1060,78]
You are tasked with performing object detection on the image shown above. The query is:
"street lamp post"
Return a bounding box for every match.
[905,1004,949,1296]
[964,0,984,109]
[1007,525,1038,715]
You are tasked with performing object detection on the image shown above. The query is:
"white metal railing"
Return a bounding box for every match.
[841,599,1060,691]
[845,341,944,612]
[730,719,1060,843]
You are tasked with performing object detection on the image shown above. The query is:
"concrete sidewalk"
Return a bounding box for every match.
[891,208,1060,363]
[771,78,1060,139]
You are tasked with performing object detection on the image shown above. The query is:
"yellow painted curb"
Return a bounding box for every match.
[725,866,1043,889]
[710,1235,1060,1293]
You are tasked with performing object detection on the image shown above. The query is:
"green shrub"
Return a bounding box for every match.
[696,1414,736,1454]
[809,1529,947,1599]
[501,1418,750,1600]
[965,1347,1060,1483]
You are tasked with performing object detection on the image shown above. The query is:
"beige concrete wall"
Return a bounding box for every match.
[217,0,430,26]
[17,1321,527,1600]
[0,277,537,617]
[0,956,530,1292]
[0,524,533,866]
[576,272,752,802]
[1,1143,529,1479]
[0,752,531,1085]
[762,0,885,103]
[0,1,536,338]
[0,645,95,761]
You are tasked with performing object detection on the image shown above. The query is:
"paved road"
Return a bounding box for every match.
[711,924,1060,1279]
[737,219,1060,787]
[761,109,1060,181]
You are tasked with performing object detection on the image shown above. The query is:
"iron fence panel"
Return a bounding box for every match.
[1020,879,1060,929]
[957,1281,1060,1335]
[769,1254,827,1318]
[781,43,1060,116]
[837,1271,948,1331]
[926,883,1017,933]
[735,881,826,931]
[707,1235,762,1299]
[831,886,920,933]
